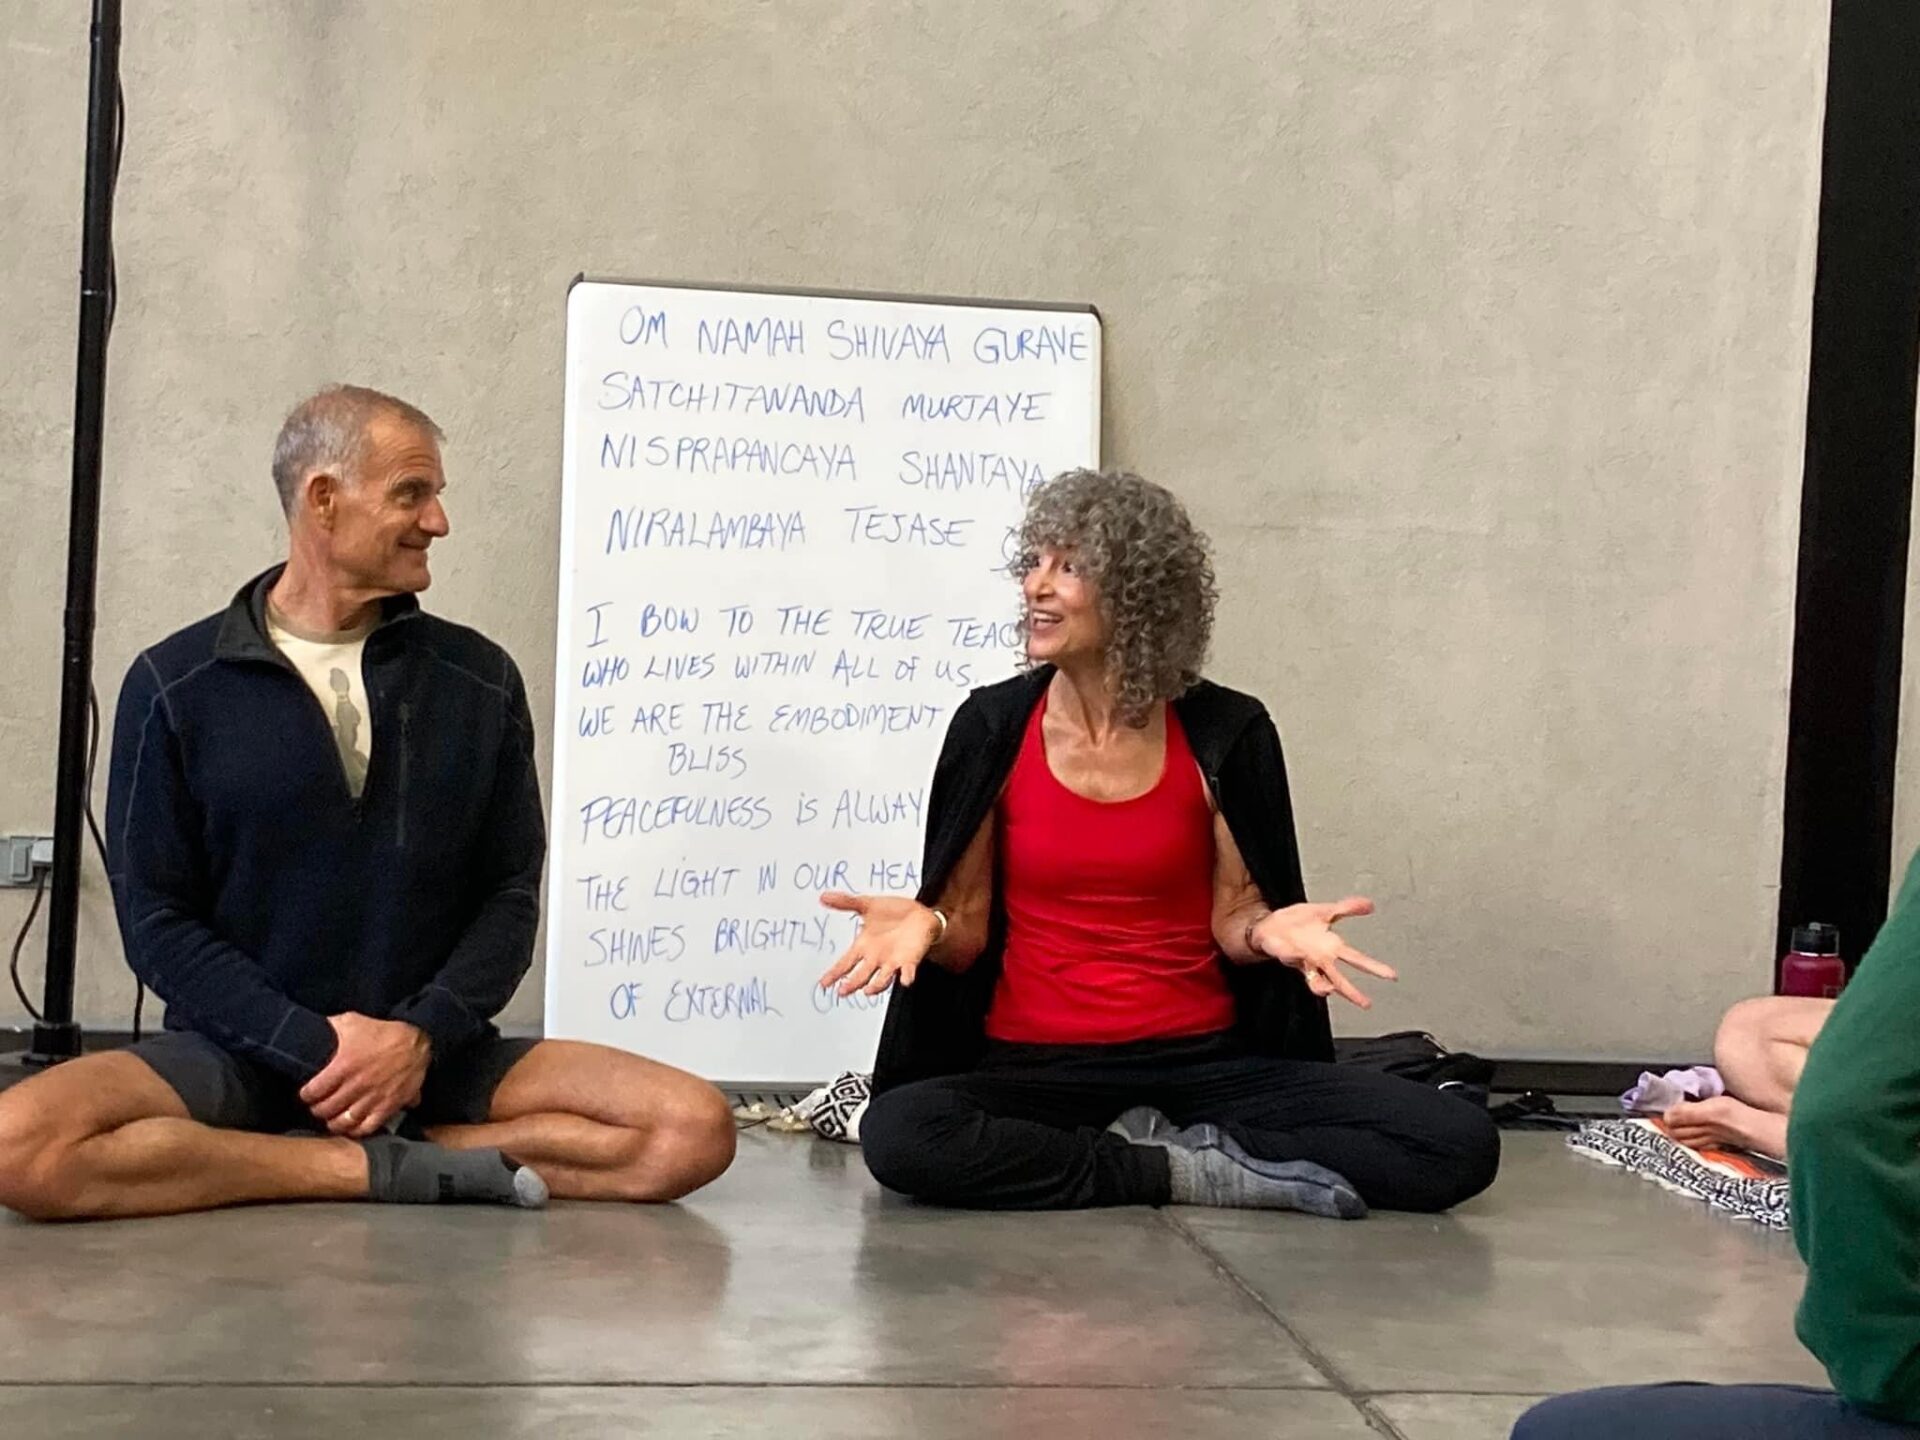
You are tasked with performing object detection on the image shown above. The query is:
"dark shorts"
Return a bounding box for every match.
[125,1029,539,1135]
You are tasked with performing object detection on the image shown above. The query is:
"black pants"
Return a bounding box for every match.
[860,1032,1501,1212]
[1512,1386,1920,1438]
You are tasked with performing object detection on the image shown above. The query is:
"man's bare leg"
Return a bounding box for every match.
[426,1040,735,1202]
[1664,996,1835,1160]
[0,1052,368,1221]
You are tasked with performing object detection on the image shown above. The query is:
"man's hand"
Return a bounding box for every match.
[299,1013,431,1138]
[1250,896,1398,1010]
[816,892,942,997]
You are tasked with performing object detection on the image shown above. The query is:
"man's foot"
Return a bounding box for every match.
[362,1136,549,1208]
[1107,1106,1367,1219]
[1662,1096,1789,1161]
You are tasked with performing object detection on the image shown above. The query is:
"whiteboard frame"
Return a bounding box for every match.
[546,275,1103,1088]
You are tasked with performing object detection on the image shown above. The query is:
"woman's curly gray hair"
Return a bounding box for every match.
[1012,469,1218,726]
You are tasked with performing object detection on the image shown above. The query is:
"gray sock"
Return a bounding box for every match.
[1164,1144,1366,1218]
[1109,1106,1219,1147]
[1109,1106,1366,1219]
[361,1136,549,1209]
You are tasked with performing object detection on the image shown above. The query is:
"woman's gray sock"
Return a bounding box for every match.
[1163,1142,1366,1219]
[361,1136,549,1208]
[1110,1106,1366,1219]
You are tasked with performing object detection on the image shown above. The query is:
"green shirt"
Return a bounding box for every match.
[1792,849,1920,1420]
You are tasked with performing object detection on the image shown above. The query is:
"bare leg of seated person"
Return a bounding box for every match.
[1663,995,1834,1161]
[0,1052,371,1221]
[423,1040,736,1202]
[0,1034,732,1221]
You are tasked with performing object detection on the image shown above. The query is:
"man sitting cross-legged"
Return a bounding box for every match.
[0,384,734,1221]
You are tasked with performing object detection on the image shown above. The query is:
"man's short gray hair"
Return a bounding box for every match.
[271,384,443,514]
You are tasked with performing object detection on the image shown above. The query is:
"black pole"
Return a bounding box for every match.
[1775,0,1920,977]
[27,0,123,1065]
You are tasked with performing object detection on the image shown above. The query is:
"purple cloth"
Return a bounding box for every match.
[1622,1066,1726,1114]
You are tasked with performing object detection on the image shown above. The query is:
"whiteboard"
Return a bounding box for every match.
[545,279,1102,1085]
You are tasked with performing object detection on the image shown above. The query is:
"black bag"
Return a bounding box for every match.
[1335,1030,1495,1106]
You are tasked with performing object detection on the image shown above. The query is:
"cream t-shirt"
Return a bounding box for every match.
[267,604,376,798]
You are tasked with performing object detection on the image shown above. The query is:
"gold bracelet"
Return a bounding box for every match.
[928,907,950,948]
[1244,914,1266,957]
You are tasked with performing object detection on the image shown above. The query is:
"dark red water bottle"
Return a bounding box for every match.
[1780,923,1846,998]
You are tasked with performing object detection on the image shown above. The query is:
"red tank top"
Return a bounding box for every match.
[986,693,1236,1045]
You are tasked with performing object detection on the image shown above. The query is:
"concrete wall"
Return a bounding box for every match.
[1894,424,1920,893]
[1,2,1827,1058]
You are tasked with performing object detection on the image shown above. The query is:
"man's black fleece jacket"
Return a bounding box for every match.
[106,568,544,1081]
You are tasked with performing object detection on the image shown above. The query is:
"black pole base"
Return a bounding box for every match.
[19,1021,83,1068]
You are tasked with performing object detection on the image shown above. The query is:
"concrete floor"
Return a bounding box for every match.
[0,1131,1820,1439]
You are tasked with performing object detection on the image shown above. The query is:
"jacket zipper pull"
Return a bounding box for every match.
[397,703,413,849]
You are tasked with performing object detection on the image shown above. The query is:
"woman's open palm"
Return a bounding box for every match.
[1252,896,1398,1009]
[816,892,940,997]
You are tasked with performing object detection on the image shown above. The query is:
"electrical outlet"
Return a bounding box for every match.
[2,835,56,887]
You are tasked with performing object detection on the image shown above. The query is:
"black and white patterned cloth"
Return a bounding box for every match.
[794,1071,873,1143]
[1569,1118,1791,1230]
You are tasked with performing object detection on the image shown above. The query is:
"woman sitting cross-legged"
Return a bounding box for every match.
[815,468,1500,1216]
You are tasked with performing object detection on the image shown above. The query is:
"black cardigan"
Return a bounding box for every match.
[870,666,1335,1091]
